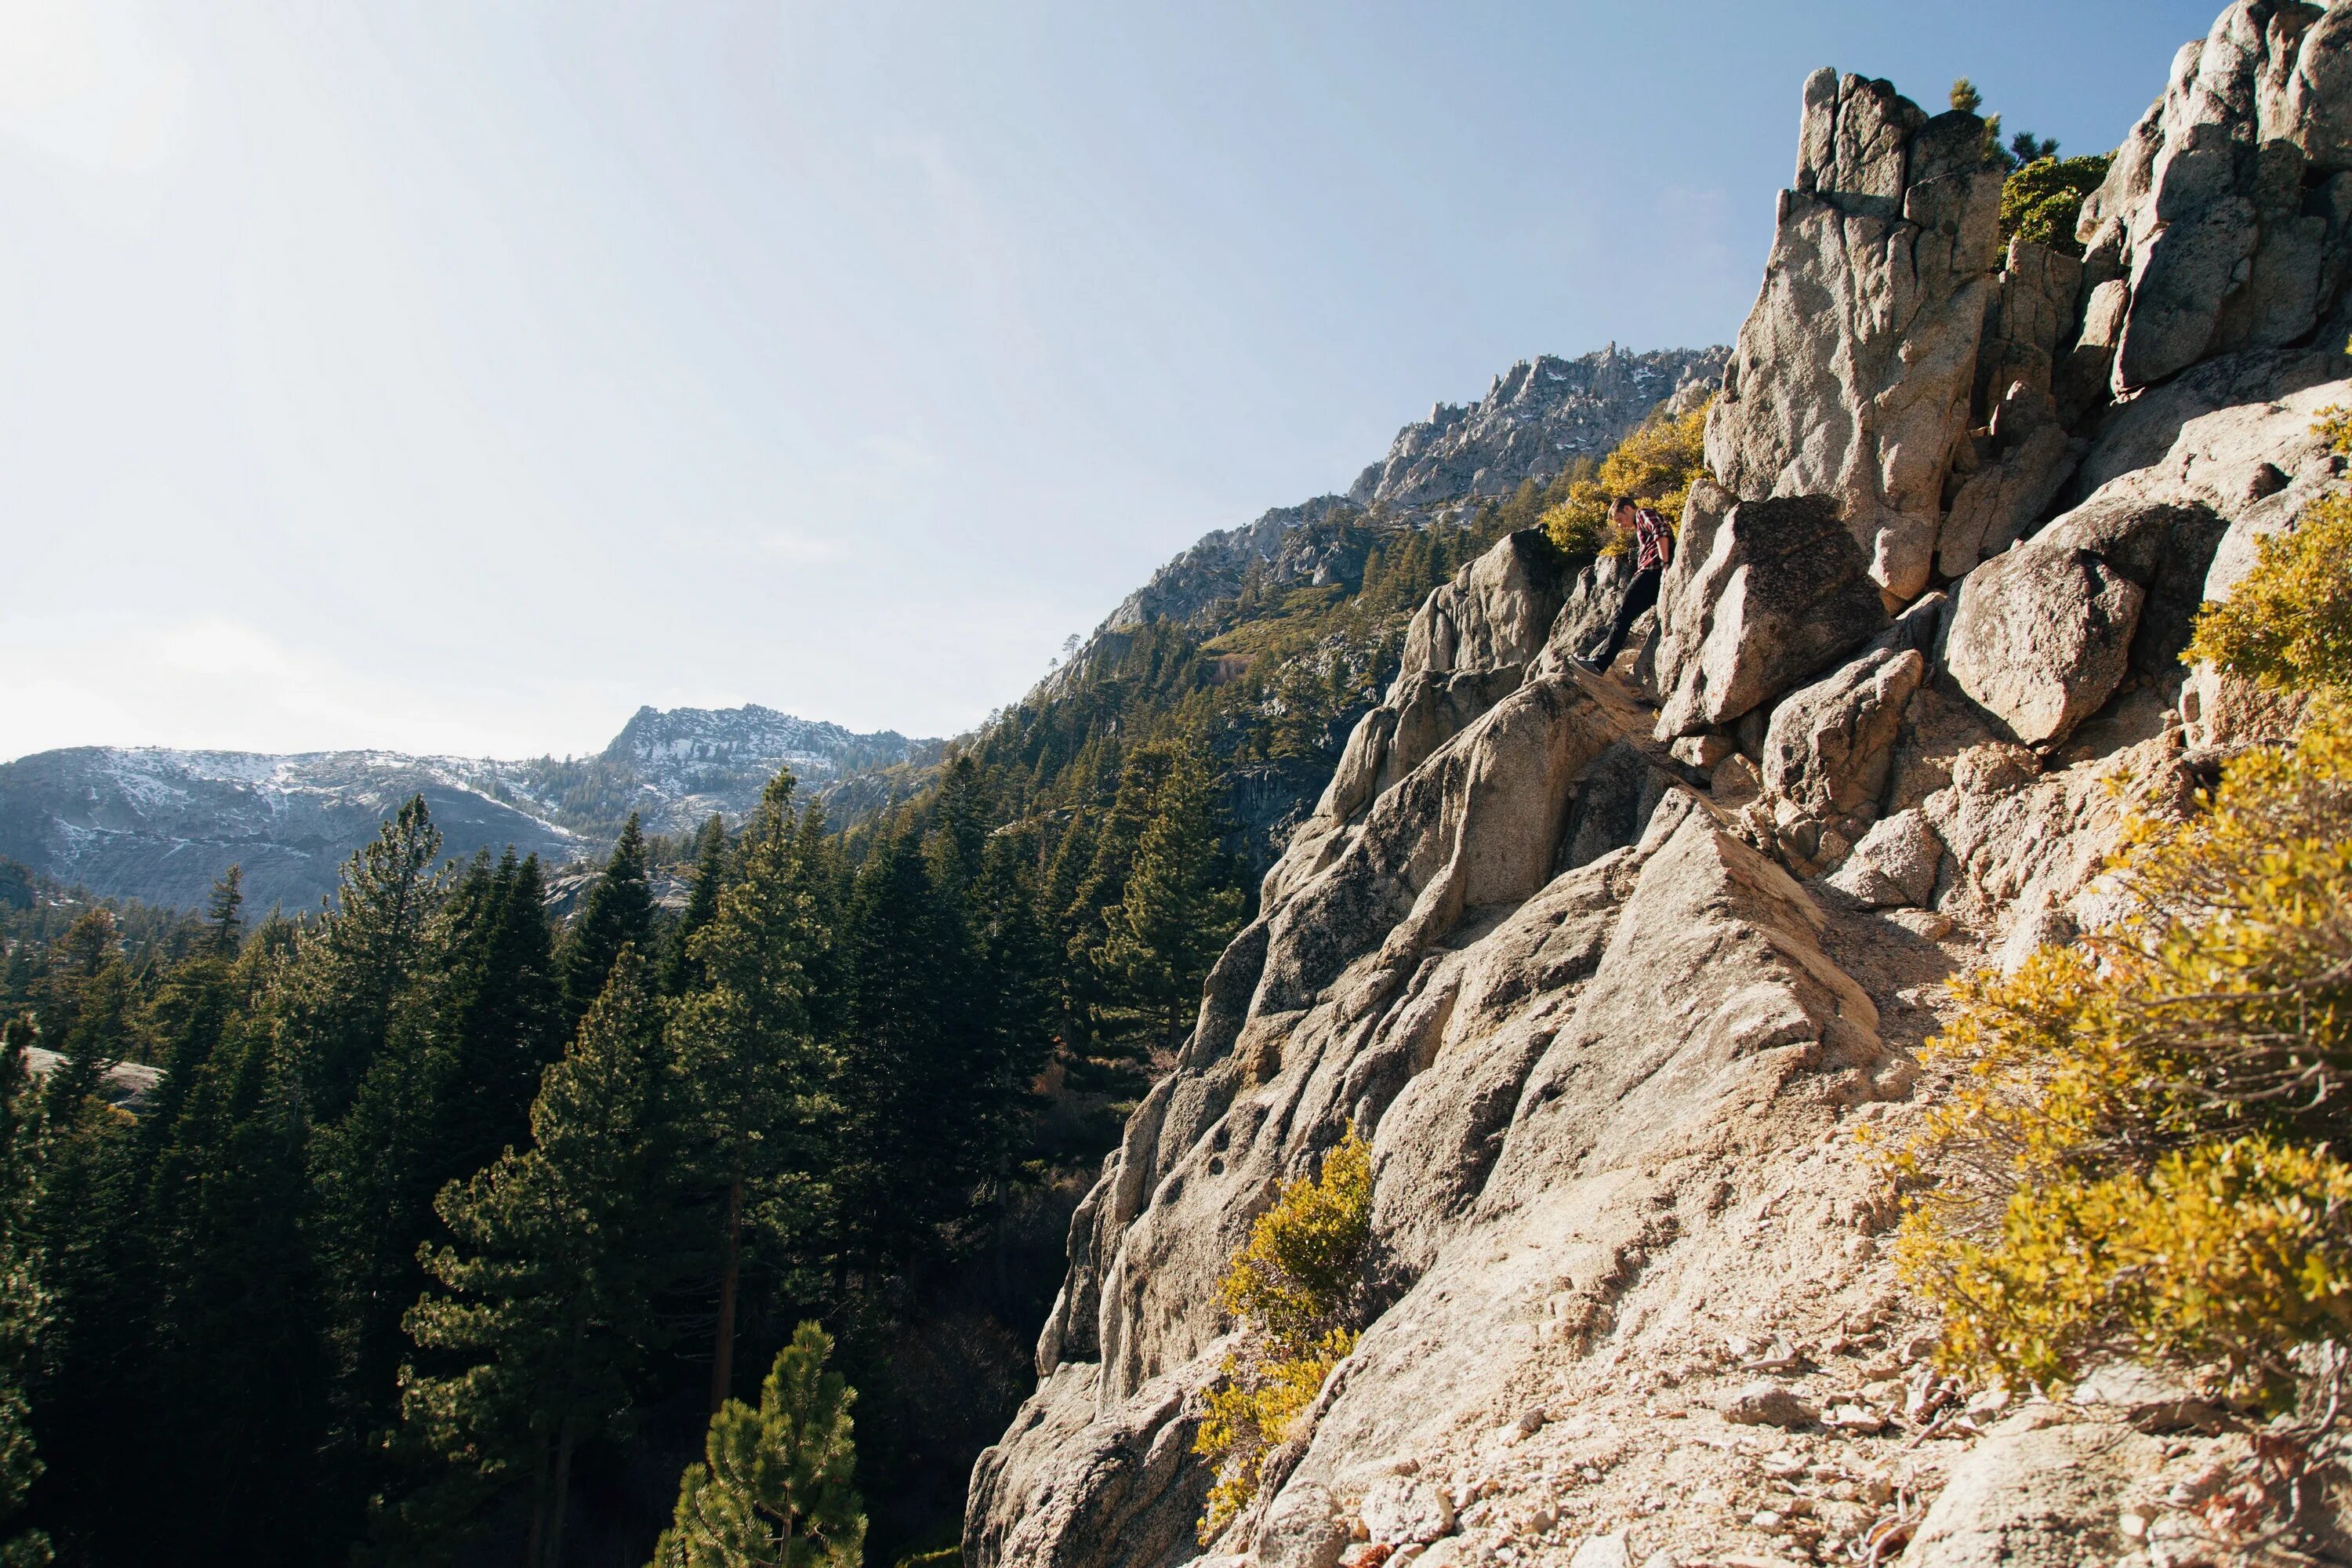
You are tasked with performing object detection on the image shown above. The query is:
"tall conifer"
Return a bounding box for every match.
[560,815,655,1036]
[404,947,669,1568]
[668,774,828,1410]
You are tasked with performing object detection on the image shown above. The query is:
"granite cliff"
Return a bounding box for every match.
[964,7,2352,1566]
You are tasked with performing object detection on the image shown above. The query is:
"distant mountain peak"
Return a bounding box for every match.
[1348,343,1726,508]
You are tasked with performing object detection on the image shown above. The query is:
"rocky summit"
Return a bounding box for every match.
[963,5,2352,1566]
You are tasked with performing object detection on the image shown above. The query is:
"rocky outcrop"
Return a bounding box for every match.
[1943,494,2225,747]
[1936,238,2088,576]
[1704,71,2006,600]
[1650,488,1891,739]
[2079,1,2352,396]
[1350,347,1727,510]
[969,9,2352,1566]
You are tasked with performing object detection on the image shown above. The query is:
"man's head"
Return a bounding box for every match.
[1609,495,1635,524]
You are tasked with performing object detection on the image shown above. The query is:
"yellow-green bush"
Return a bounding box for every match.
[1891,400,2352,1409]
[1889,713,2352,1406]
[1541,399,1711,558]
[2185,492,2352,695]
[1193,1127,1372,1541]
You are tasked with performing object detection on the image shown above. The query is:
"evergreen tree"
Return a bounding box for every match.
[652,1323,864,1568]
[310,992,453,1466]
[204,864,245,956]
[1058,750,1166,1095]
[668,774,829,1410]
[140,1001,325,1565]
[923,757,989,902]
[559,815,656,1036]
[24,964,142,1562]
[27,909,118,1051]
[832,828,978,1277]
[1101,748,1246,1051]
[429,850,564,1192]
[281,797,447,1118]
[0,1024,49,1568]
[663,815,731,999]
[402,947,669,1568]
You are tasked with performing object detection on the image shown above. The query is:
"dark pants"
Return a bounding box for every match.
[1595,564,1661,665]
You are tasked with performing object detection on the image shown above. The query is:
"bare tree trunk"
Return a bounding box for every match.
[710,1171,743,1414]
[545,1417,579,1568]
[526,1435,551,1568]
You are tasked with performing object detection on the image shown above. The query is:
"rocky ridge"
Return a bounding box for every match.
[1096,347,1725,641]
[964,8,2352,1567]
[0,705,938,912]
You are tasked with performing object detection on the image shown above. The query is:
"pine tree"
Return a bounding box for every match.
[281,797,448,1118]
[0,1024,49,1568]
[310,992,452,1461]
[832,828,978,1277]
[923,757,989,902]
[27,909,118,1051]
[140,1002,325,1564]
[652,1322,865,1568]
[204,865,245,956]
[668,773,829,1410]
[403,946,669,1568]
[24,961,143,1562]
[663,815,731,999]
[1100,747,1246,1052]
[560,815,656,1036]
[429,850,564,1190]
[1059,750,1164,1094]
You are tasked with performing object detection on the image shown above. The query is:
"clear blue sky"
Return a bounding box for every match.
[0,0,2221,760]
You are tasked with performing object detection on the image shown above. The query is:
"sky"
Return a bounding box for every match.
[0,0,2224,762]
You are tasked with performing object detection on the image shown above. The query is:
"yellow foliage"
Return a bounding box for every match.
[2184,491,2352,695]
[1541,398,1711,559]
[1193,1127,1372,1541]
[1889,715,2352,1406]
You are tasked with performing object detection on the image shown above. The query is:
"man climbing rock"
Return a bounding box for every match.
[1577,495,1673,673]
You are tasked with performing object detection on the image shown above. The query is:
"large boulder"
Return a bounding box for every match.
[1900,1417,2165,1568]
[1652,487,1892,739]
[1705,70,2006,599]
[1944,492,2225,746]
[2079,2,2352,397]
[1549,549,1646,665]
[1759,595,1943,820]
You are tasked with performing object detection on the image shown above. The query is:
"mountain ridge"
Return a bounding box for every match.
[2,340,1721,913]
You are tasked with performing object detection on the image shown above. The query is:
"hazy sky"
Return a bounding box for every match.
[0,0,2221,761]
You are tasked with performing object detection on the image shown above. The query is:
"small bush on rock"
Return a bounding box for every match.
[2187,498,2352,695]
[1998,154,2112,254]
[1192,1126,1373,1541]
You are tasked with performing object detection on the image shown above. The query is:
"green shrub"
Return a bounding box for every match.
[1998,154,2113,255]
[1193,1127,1372,1541]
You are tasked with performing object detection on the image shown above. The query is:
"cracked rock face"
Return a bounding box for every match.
[1704,71,2006,601]
[1650,488,1891,740]
[2082,1,2352,396]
